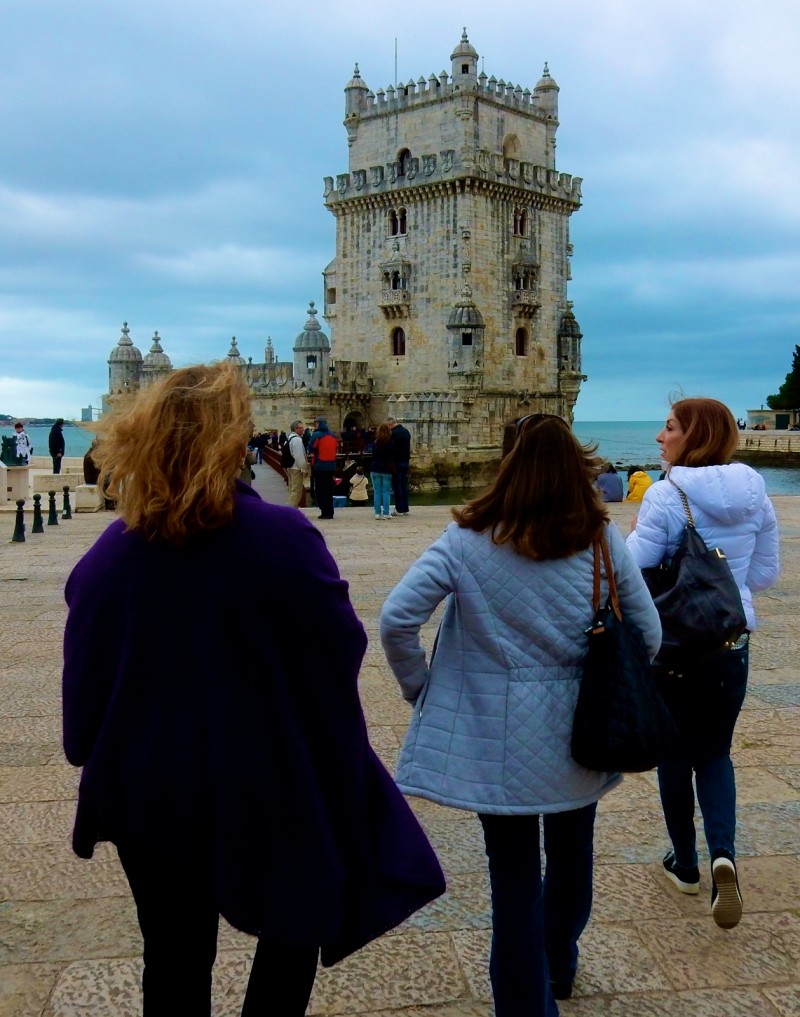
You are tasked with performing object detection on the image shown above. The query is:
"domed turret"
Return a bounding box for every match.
[141,330,172,386]
[345,62,370,115]
[451,28,478,86]
[447,282,485,329]
[226,337,246,366]
[108,321,143,395]
[534,62,559,118]
[293,301,330,390]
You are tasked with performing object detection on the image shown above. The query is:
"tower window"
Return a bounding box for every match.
[306,354,317,371]
[391,327,406,357]
[461,332,473,346]
[326,287,336,305]
[462,64,469,73]
[513,206,529,237]
[515,328,528,356]
[398,149,411,177]
[387,207,407,237]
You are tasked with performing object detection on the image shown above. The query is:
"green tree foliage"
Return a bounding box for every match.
[767,345,800,409]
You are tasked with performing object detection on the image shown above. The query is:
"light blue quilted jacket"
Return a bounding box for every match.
[380,521,662,815]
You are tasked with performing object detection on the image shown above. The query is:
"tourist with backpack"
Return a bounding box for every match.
[284,420,308,508]
[309,418,339,520]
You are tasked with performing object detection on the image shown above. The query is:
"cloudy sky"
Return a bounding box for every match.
[1,0,798,420]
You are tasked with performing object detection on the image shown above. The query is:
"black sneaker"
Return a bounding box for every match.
[711,856,742,929]
[662,851,700,894]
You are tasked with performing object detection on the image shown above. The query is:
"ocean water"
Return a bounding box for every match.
[0,425,95,459]
[4,421,799,496]
[574,420,800,497]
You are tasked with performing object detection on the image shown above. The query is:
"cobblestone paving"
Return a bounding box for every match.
[1,475,798,1016]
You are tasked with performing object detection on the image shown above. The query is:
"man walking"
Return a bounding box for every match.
[309,418,338,520]
[49,418,66,474]
[387,417,411,515]
[285,420,309,508]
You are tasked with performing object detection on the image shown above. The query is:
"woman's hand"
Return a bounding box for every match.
[630,514,638,533]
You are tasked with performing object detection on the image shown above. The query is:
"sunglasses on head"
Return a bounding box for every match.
[515,413,562,433]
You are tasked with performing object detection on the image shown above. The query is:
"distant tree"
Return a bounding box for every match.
[767,345,800,410]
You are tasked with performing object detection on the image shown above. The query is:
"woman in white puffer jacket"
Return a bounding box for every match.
[627,398,779,931]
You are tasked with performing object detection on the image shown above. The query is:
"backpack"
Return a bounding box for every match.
[280,439,295,469]
[312,432,338,464]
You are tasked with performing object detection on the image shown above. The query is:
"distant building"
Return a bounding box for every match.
[104,31,585,487]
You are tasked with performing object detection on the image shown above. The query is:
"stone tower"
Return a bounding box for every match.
[322,30,585,464]
[107,322,143,397]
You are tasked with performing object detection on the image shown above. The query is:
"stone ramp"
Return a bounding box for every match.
[1,500,798,1016]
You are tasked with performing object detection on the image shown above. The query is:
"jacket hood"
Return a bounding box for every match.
[313,419,330,431]
[666,463,766,526]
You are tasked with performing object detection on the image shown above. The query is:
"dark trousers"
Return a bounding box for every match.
[313,470,335,518]
[392,462,410,513]
[52,455,62,474]
[117,844,319,1017]
[478,803,597,1017]
[656,643,748,867]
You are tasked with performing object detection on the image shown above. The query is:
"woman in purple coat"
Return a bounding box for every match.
[62,363,444,1017]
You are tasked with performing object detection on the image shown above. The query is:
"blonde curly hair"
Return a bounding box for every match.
[94,362,252,544]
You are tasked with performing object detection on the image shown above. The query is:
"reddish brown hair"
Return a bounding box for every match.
[670,398,738,467]
[453,414,608,559]
[95,362,252,544]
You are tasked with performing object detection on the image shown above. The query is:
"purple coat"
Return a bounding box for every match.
[62,482,444,965]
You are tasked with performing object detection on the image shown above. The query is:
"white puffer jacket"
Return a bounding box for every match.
[626,463,779,631]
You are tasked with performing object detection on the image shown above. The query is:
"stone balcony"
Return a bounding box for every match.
[379,289,410,319]
[511,289,540,318]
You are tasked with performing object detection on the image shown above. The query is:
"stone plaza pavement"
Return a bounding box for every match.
[1,465,799,1016]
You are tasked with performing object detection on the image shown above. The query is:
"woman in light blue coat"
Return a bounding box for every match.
[380,414,661,1017]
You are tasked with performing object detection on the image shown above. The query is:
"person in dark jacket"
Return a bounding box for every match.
[62,363,444,1016]
[49,418,66,473]
[387,417,411,514]
[309,418,339,520]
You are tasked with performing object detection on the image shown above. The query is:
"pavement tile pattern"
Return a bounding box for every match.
[1,465,798,1015]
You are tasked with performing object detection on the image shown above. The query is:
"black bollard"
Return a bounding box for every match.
[32,493,44,533]
[62,485,72,520]
[11,499,25,542]
[47,490,59,526]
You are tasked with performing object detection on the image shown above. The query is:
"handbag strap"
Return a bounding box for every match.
[667,473,695,526]
[592,531,621,621]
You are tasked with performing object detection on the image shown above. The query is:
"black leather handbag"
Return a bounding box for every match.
[641,478,747,670]
[571,533,677,773]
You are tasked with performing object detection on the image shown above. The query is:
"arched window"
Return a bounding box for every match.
[306,354,317,371]
[513,206,529,237]
[391,327,406,357]
[515,328,528,357]
[398,149,411,177]
[387,207,407,237]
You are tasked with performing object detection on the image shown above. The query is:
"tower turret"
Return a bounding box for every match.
[292,302,330,390]
[141,330,172,387]
[108,321,143,396]
[451,28,478,88]
[226,337,246,365]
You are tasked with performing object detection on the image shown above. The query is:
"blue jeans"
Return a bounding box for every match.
[392,462,410,513]
[479,803,597,1017]
[372,471,392,516]
[655,643,749,867]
